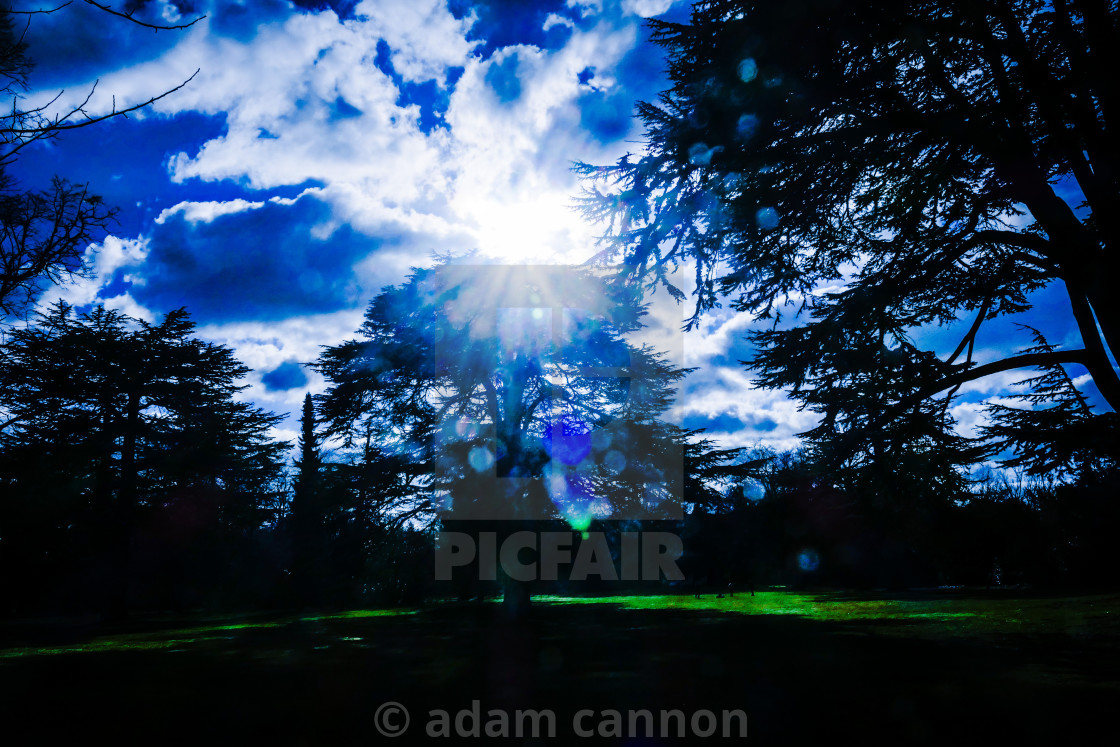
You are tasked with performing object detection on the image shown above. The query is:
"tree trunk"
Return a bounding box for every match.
[1067,281,1120,412]
[108,389,141,621]
[501,575,532,621]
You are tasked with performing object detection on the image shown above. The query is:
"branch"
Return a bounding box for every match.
[1066,280,1120,411]
[4,2,74,14]
[81,0,205,30]
[830,349,1091,464]
[0,413,27,432]
[946,298,992,366]
[0,68,199,140]
[939,297,993,422]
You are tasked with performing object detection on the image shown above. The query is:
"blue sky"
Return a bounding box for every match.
[9,0,1103,456]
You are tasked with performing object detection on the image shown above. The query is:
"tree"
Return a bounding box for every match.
[288,392,326,605]
[314,262,693,611]
[0,3,199,320]
[981,325,1119,481]
[0,302,286,614]
[578,0,1120,477]
[315,263,688,523]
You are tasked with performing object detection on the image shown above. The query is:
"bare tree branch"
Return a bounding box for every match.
[4,2,74,15]
[1,68,198,136]
[0,69,199,167]
[81,0,204,31]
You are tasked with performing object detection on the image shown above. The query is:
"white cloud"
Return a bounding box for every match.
[352,0,478,83]
[160,20,448,197]
[955,367,1034,396]
[196,308,365,379]
[194,307,367,429]
[156,198,266,224]
[622,0,678,18]
[25,2,688,444]
[31,2,653,270]
[544,14,575,32]
[42,236,153,320]
[683,307,755,365]
[568,0,604,18]
[673,365,817,451]
[443,23,641,262]
[98,292,157,323]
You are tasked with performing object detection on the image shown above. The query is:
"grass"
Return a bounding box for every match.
[0,607,419,659]
[535,589,1120,639]
[1,589,1117,743]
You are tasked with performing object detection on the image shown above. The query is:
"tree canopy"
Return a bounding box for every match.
[314,262,695,530]
[578,0,1120,479]
[0,302,286,612]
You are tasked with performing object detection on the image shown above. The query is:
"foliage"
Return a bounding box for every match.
[314,262,694,529]
[578,0,1120,482]
[982,325,1119,480]
[0,302,287,612]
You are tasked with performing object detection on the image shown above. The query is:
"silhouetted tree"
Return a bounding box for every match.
[288,392,326,606]
[0,302,286,615]
[315,262,692,613]
[578,0,1120,477]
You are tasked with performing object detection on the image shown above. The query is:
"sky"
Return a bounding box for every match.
[9,0,1104,460]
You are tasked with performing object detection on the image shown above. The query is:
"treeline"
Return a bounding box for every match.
[0,303,432,617]
[679,449,1120,592]
[3,302,1118,620]
[0,303,286,615]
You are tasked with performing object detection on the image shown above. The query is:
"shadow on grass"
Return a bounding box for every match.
[1,596,1116,744]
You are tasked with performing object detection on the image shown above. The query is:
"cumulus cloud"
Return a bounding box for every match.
[683,308,756,366]
[30,0,658,271]
[443,20,643,261]
[673,365,818,453]
[135,191,403,322]
[17,0,691,448]
[193,306,367,430]
[621,0,678,17]
[45,236,154,321]
[156,199,268,224]
[352,0,477,82]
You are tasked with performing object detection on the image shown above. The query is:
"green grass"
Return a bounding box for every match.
[533,590,1120,640]
[0,607,420,659]
[2,590,1117,743]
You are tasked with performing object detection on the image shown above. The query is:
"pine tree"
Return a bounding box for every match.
[314,262,695,613]
[578,0,1120,480]
[0,302,286,614]
[288,392,326,606]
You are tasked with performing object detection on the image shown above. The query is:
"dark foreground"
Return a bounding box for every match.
[1,591,1118,744]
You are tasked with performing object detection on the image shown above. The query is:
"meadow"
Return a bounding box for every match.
[2,589,1117,743]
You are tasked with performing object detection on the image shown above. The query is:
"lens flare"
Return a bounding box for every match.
[737,58,758,83]
[544,414,592,465]
[797,548,820,572]
[741,479,765,501]
[755,207,779,230]
[546,464,598,530]
[688,142,723,166]
[468,446,495,472]
[736,113,759,139]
